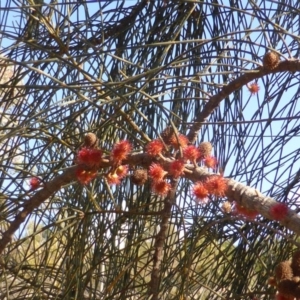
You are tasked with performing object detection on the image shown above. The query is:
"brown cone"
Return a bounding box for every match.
[84,132,98,148]
[131,169,148,186]
[275,261,293,282]
[263,52,280,70]
[292,250,300,276]
[198,142,213,158]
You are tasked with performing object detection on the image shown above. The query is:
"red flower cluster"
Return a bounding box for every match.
[148,162,171,195]
[183,145,201,163]
[146,139,164,156]
[169,134,189,149]
[73,134,226,203]
[247,82,260,95]
[111,140,132,164]
[269,203,288,221]
[203,156,218,169]
[233,201,258,219]
[193,182,209,203]
[205,175,228,197]
[76,167,97,185]
[192,175,228,203]
[106,165,129,185]
[29,177,40,190]
[151,180,171,196]
[169,160,185,178]
[77,147,102,168]
[149,163,167,182]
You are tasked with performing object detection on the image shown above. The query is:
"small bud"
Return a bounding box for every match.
[84,132,98,148]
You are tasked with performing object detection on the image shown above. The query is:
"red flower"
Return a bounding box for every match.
[247,82,260,95]
[233,201,258,219]
[151,180,171,196]
[106,172,121,185]
[106,165,129,185]
[148,163,168,182]
[169,160,185,178]
[203,156,218,169]
[269,203,288,221]
[77,147,102,167]
[183,145,201,162]
[115,165,129,179]
[29,177,40,190]
[146,139,164,156]
[192,182,209,203]
[169,134,189,149]
[204,175,228,197]
[111,140,132,164]
[76,167,97,185]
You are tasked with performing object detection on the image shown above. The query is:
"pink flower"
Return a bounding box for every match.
[111,140,132,164]
[269,203,288,221]
[146,139,164,156]
[29,177,40,190]
[148,163,168,182]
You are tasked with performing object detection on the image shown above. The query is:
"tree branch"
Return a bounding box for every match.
[149,180,178,300]
[187,59,300,142]
[1,152,299,255]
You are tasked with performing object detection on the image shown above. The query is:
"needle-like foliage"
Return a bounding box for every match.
[1,1,300,299]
